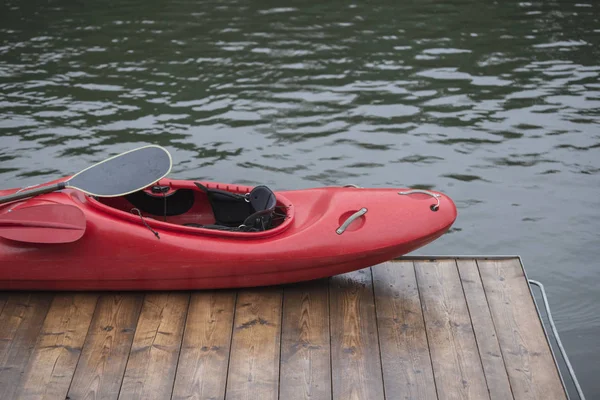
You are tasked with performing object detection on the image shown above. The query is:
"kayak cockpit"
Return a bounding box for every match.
[86,180,294,238]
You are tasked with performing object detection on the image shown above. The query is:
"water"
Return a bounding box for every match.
[1,0,599,395]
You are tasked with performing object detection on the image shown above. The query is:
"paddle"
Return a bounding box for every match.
[0,145,172,205]
[0,204,86,243]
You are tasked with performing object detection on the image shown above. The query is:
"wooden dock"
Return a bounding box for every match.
[0,257,568,400]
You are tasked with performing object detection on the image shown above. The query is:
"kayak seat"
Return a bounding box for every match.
[192,183,277,232]
[124,188,195,217]
[242,185,277,231]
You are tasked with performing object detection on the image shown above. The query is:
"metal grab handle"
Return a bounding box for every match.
[336,207,367,235]
[398,189,441,211]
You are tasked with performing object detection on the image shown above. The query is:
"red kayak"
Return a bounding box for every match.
[0,178,457,291]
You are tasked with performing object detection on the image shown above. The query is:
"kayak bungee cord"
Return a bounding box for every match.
[131,208,160,240]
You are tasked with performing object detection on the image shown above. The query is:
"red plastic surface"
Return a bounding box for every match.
[0,203,86,243]
[0,178,457,291]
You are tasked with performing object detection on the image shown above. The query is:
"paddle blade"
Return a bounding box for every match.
[0,204,86,244]
[69,145,172,197]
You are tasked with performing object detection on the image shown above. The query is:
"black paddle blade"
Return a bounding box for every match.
[68,145,172,197]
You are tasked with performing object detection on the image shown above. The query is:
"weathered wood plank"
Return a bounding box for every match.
[457,260,514,400]
[372,261,437,400]
[172,291,236,400]
[415,259,490,400]
[0,257,566,400]
[330,268,385,400]
[15,293,99,400]
[479,259,567,400]
[225,288,282,400]
[279,280,331,400]
[0,293,53,400]
[0,293,8,315]
[118,292,189,400]
[67,294,144,400]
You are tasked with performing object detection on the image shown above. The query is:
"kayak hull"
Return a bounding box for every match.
[0,250,422,291]
[0,179,457,291]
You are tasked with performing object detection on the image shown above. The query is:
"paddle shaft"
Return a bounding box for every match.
[0,182,66,205]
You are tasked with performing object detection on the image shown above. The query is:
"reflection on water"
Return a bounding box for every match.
[1,0,599,395]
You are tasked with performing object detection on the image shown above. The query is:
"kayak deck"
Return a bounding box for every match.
[0,257,567,400]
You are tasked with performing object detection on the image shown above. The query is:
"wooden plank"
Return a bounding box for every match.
[14,293,99,400]
[0,293,8,315]
[279,279,331,400]
[118,292,189,400]
[372,261,437,400]
[225,288,282,400]
[0,293,53,400]
[330,268,385,400]
[415,259,490,400]
[457,260,514,400]
[172,291,236,400]
[479,259,567,400]
[67,294,145,400]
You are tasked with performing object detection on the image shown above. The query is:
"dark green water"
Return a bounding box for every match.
[1,0,598,396]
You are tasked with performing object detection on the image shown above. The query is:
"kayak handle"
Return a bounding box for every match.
[336,207,368,235]
[398,189,441,211]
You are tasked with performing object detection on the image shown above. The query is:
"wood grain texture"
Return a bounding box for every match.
[479,259,567,400]
[279,280,331,400]
[118,292,190,400]
[172,291,236,400]
[67,294,144,400]
[14,293,98,400]
[330,268,385,400]
[225,288,282,400]
[415,260,490,400]
[0,257,569,400]
[0,293,53,400]
[372,261,437,400]
[457,260,514,400]
[0,293,7,315]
